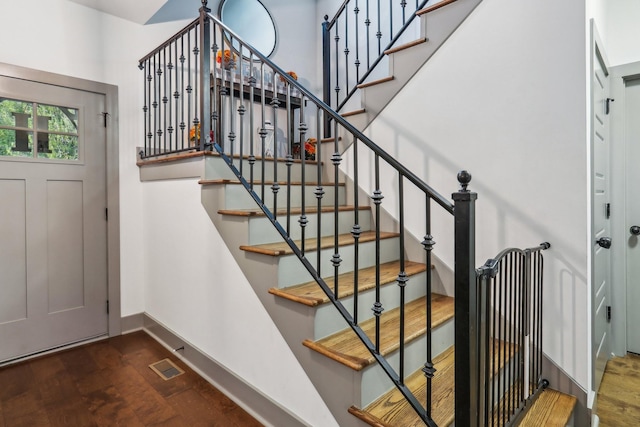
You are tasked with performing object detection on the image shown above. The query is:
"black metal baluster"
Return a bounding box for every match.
[389,0,393,42]
[152,54,158,154]
[365,0,371,69]
[192,27,200,151]
[271,70,280,217]
[421,195,435,418]
[238,46,245,176]
[491,268,497,427]
[211,27,219,153]
[334,24,341,109]
[298,98,308,246]
[141,60,149,157]
[228,37,236,162]
[331,121,342,298]
[352,137,360,323]
[314,110,325,271]
[248,52,256,189]
[497,260,503,424]
[179,36,186,150]
[401,0,407,25]
[344,8,350,98]
[398,175,406,381]
[354,0,361,84]
[187,34,193,152]
[165,46,172,152]
[372,154,383,352]
[259,62,266,202]
[376,0,382,55]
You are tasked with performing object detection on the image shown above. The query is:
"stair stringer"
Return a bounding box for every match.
[200,183,377,427]
[338,0,483,141]
[199,177,452,426]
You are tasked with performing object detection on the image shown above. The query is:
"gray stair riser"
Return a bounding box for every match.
[205,156,319,182]
[247,209,372,245]
[276,237,401,288]
[313,271,429,340]
[360,316,455,408]
[223,182,346,210]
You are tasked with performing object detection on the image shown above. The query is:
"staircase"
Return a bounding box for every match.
[137,2,579,425]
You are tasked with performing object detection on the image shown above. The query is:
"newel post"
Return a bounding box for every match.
[322,15,332,137]
[452,170,479,427]
[199,0,212,152]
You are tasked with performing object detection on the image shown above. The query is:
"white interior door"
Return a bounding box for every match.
[0,75,108,363]
[591,35,612,392]
[625,77,640,355]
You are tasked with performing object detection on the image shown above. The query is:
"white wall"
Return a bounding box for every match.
[360,0,590,388]
[605,0,640,66]
[142,179,337,426]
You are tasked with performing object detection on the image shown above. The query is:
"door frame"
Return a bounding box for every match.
[609,60,640,357]
[0,62,122,338]
[589,20,613,403]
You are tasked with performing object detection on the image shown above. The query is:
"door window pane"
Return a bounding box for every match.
[0,99,79,161]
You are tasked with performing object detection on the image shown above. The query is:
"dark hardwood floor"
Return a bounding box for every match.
[0,331,263,427]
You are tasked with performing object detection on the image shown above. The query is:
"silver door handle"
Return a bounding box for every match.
[596,237,612,249]
[631,226,640,236]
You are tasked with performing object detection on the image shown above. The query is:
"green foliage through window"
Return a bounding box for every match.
[0,98,79,160]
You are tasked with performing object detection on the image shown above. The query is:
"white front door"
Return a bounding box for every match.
[0,75,108,363]
[624,77,640,355]
[591,30,612,392]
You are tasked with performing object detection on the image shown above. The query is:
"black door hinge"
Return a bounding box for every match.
[105,208,108,221]
[107,300,110,314]
[102,112,110,127]
[606,203,611,219]
[606,305,611,322]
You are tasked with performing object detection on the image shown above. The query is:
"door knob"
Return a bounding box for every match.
[631,226,640,236]
[596,237,612,249]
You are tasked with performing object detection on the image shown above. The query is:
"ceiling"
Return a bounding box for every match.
[67,0,207,25]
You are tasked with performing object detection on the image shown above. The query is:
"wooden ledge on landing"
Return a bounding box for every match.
[416,0,458,16]
[136,149,206,167]
[303,294,454,371]
[269,260,430,307]
[240,230,398,257]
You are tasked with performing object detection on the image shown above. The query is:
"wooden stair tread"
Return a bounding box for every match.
[269,260,429,307]
[219,205,370,218]
[341,108,366,118]
[303,294,454,371]
[199,178,344,186]
[240,230,398,257]
[350,346,456,427]
[136,149,205,166]
[350,341,518,426]
[384,38,428,55]
[357,76,395,89]
[416,0,458,16]
[517,389,577,427]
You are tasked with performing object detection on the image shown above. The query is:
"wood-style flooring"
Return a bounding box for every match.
[597,352,640,426]
[0,331,263,427]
